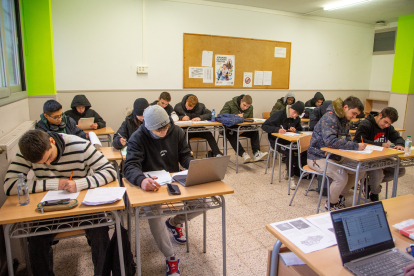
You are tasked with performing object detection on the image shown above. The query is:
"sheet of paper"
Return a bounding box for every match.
[393,219,414,230]
[339,149,373,155]
[82,187,126,206]
[202,51,213,67]
[270,217,336,254]
[252,118,266,122]
[121,147,127,156]
[192,120,209,124]
[175,121,193,126]
[189,67,204,78]
[365,145,384,151]
[41,190,80,203]
[88,132,102,149]
[306,213,336,240]
[78,117,94,130]
[203,67,213,83]
[254,71,263,86]
[172,170,188,178]
[243,72,253,87]
[275,47,287,58]
[143,170,172,185]
[279,252,306,266]
[282,132,301,136]
[263,71,272,85]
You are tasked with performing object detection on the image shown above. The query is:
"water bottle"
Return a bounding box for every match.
[404,136,412,156]
[17,173,30,206]
[211,109,216,122]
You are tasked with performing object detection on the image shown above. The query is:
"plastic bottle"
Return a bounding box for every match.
[404,136,412,156]
[17,173,30,206]
[211,109,216,122]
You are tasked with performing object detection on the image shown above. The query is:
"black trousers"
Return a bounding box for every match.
[279,147,307,177]
[28,226,109,276]
[187,132,222,156]
[225,128,260,157]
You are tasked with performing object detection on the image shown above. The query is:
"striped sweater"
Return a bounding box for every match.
[4,134,117,196]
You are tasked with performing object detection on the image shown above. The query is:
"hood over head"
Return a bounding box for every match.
[283,92,296,105]
[70,95,91,115]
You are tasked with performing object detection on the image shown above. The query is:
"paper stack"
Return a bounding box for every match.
[144,170,172,185]
[41,190,80,202]
[82,187,126,206]
[88,132,102,149]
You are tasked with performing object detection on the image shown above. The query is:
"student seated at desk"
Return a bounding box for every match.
[220,94,268,163]
[3,130,117,275]
[124,105,203,276]
[309,100,332,131]
[307,97,366,210]
[305,91,325,108]
[174,94,223,157]
[270,92,296,116]
[354,107,406,201]
[64,94,106,129]
[262,101,305,189]
[113,98,149,150]
[151,91,174,115]
[36,99,89,139]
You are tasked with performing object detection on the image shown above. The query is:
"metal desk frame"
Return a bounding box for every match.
[185,125,226,156]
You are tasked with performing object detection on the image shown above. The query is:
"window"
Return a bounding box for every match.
[373,28,397,55]
[0,0,25,105]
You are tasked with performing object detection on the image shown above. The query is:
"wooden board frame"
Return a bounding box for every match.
[183,33,291,89]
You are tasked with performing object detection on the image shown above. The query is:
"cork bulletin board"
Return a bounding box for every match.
[183,33,291,89]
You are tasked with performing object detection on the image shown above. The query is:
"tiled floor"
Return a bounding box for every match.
[15,147,414,275]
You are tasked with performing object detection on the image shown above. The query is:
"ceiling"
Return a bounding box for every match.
[202,0,414,25]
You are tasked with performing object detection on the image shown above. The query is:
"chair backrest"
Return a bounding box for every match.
[263,112,270,119]
[298,135,312,153]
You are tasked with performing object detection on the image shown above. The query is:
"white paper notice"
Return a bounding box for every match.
[263,71,272,85]
[41,190,80,203]
[189,67,203,78]
[203,67,213,83]
[202,51,213,67]
[254,71,264,86]
[275,47,287,58]
[243,72,253,87]
[270,218,336,254]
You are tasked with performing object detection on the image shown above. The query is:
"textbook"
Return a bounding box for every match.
[401,224,414,240]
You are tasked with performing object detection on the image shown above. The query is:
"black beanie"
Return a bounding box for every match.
[291,101,305,115]
[132,98,149,117]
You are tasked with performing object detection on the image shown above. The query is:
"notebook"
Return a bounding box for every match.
[331,202,414,276]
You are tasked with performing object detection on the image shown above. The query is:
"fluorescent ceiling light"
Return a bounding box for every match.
[324,0,372,10]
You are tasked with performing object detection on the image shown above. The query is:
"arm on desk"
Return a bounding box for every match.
[67,117,88,140]
[219,102,232,115]
[113,120,129,150]
[388,125,405,146]
[353,122,381,146]
[199,105,212,121]
[91,109,106,129]
[123,134,146,187]
[321,119,358,150]
[262,112,282,134]
[178,128,194,169]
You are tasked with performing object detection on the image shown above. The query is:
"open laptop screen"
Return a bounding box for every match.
[331,202,395,264]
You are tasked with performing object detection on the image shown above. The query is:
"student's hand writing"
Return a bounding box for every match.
[404,263,414,276]
[382,143,390,148]
[90,123,98,129]
[237,114,244,117]
[278,128,287,134]
[358,143,367,151]
[120,138,127,146]
[394,145,405,151]
[58,179,69,189]
[86,133,89,139]
[182,116,190,121]
[288,127,296,132]
[191,117,201,121]
[59,180,77,193]
[141,177,160,191]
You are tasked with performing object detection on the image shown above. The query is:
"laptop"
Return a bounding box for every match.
[331,202,414,276]
[173,155,230,187]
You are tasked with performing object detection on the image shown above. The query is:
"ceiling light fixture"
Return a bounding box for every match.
[324,0,372,11]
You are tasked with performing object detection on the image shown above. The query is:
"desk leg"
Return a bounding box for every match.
[317,154,331,214]
[4,224,14,276]
[185,213,189,253]
[108,134,112,147]
[287,143,293,195]
[203,210,207,253]
[220,195,227,276]
[127,206,132,242]
[270,139,278,184]
[236,129,240,173]
[111,210,126,276]
[270,240,282,276]
[352,162,362,207]
[392,156,400,198]
[223,127,227,156]
[135,208,142,276]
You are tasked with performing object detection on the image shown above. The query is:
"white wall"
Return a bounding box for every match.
[0,98,30,139]
[369,54,395,91]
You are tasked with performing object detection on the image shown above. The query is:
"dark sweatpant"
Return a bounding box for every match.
[188,132,222,156]
[28,226,109,276]
[225,128,260,157]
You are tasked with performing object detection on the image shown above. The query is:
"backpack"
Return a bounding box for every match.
[216,113,244,127]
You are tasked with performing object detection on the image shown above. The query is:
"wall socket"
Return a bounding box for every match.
[137,66,149,74]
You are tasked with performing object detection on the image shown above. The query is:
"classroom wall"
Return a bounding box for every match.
[0,99,30,139]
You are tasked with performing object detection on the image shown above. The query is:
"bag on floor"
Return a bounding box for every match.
[216,113,244,127]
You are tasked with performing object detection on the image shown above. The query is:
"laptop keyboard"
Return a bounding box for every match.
[354,251,412,276]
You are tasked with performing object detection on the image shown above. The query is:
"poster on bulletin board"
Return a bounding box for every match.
[215,55,235,86]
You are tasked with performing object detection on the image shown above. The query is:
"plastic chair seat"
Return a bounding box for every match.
[302,165,317,173]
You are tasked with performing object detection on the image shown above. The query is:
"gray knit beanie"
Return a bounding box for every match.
[144,105,170,130]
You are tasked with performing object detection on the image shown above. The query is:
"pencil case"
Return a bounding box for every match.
[37,199,78,213]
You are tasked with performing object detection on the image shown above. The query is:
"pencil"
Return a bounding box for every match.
[69,171,74,180]
[361,137,364,143]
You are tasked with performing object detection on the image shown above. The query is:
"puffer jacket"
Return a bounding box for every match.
[270,92,296,115]
[219,95,253,118]
[307,98,358,161]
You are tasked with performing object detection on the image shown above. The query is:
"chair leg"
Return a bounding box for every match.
[385,181,388,199]
[270,148,278,184]
[278,153,282,183]
[205,140,208,158]
[289,172,305,206]
[305,174,316,196]
[196,140,200,158]
[357,179,363,205]
[265,147,271,174]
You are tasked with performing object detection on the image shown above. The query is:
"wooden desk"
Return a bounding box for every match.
[176,121,223,128]
[266,194,414,276]
[0,181,126,276]
[99,147,122,161]
[319,147,402,209]
[124,178,234,276]
[349,128,405,135]
[90,127,115,146]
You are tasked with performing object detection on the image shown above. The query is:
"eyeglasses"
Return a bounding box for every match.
[47,114,63,120]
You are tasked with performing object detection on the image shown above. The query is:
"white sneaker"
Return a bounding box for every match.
[253,151,268,162]
[282,169,289,180]
[289,178,297,190]
[242,152,252,163]
[216,154,223,157]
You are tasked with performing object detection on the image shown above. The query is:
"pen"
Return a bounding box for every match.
[117,133,128,144]
[280,125,284,129]
[69,171,74,181]
[146,174,159,191]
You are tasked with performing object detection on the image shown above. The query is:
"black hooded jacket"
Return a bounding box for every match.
[173,94,212,120]
[112,114,142,150]
[305,92,325,107]
[124,118,193,187]
[354,112,405,147]
[36,113,87,140]
[150,100,174,116]
[64,95,106,129]
[309,100,332,131]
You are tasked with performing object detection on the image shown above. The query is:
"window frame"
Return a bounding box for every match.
[373,27,397,56]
